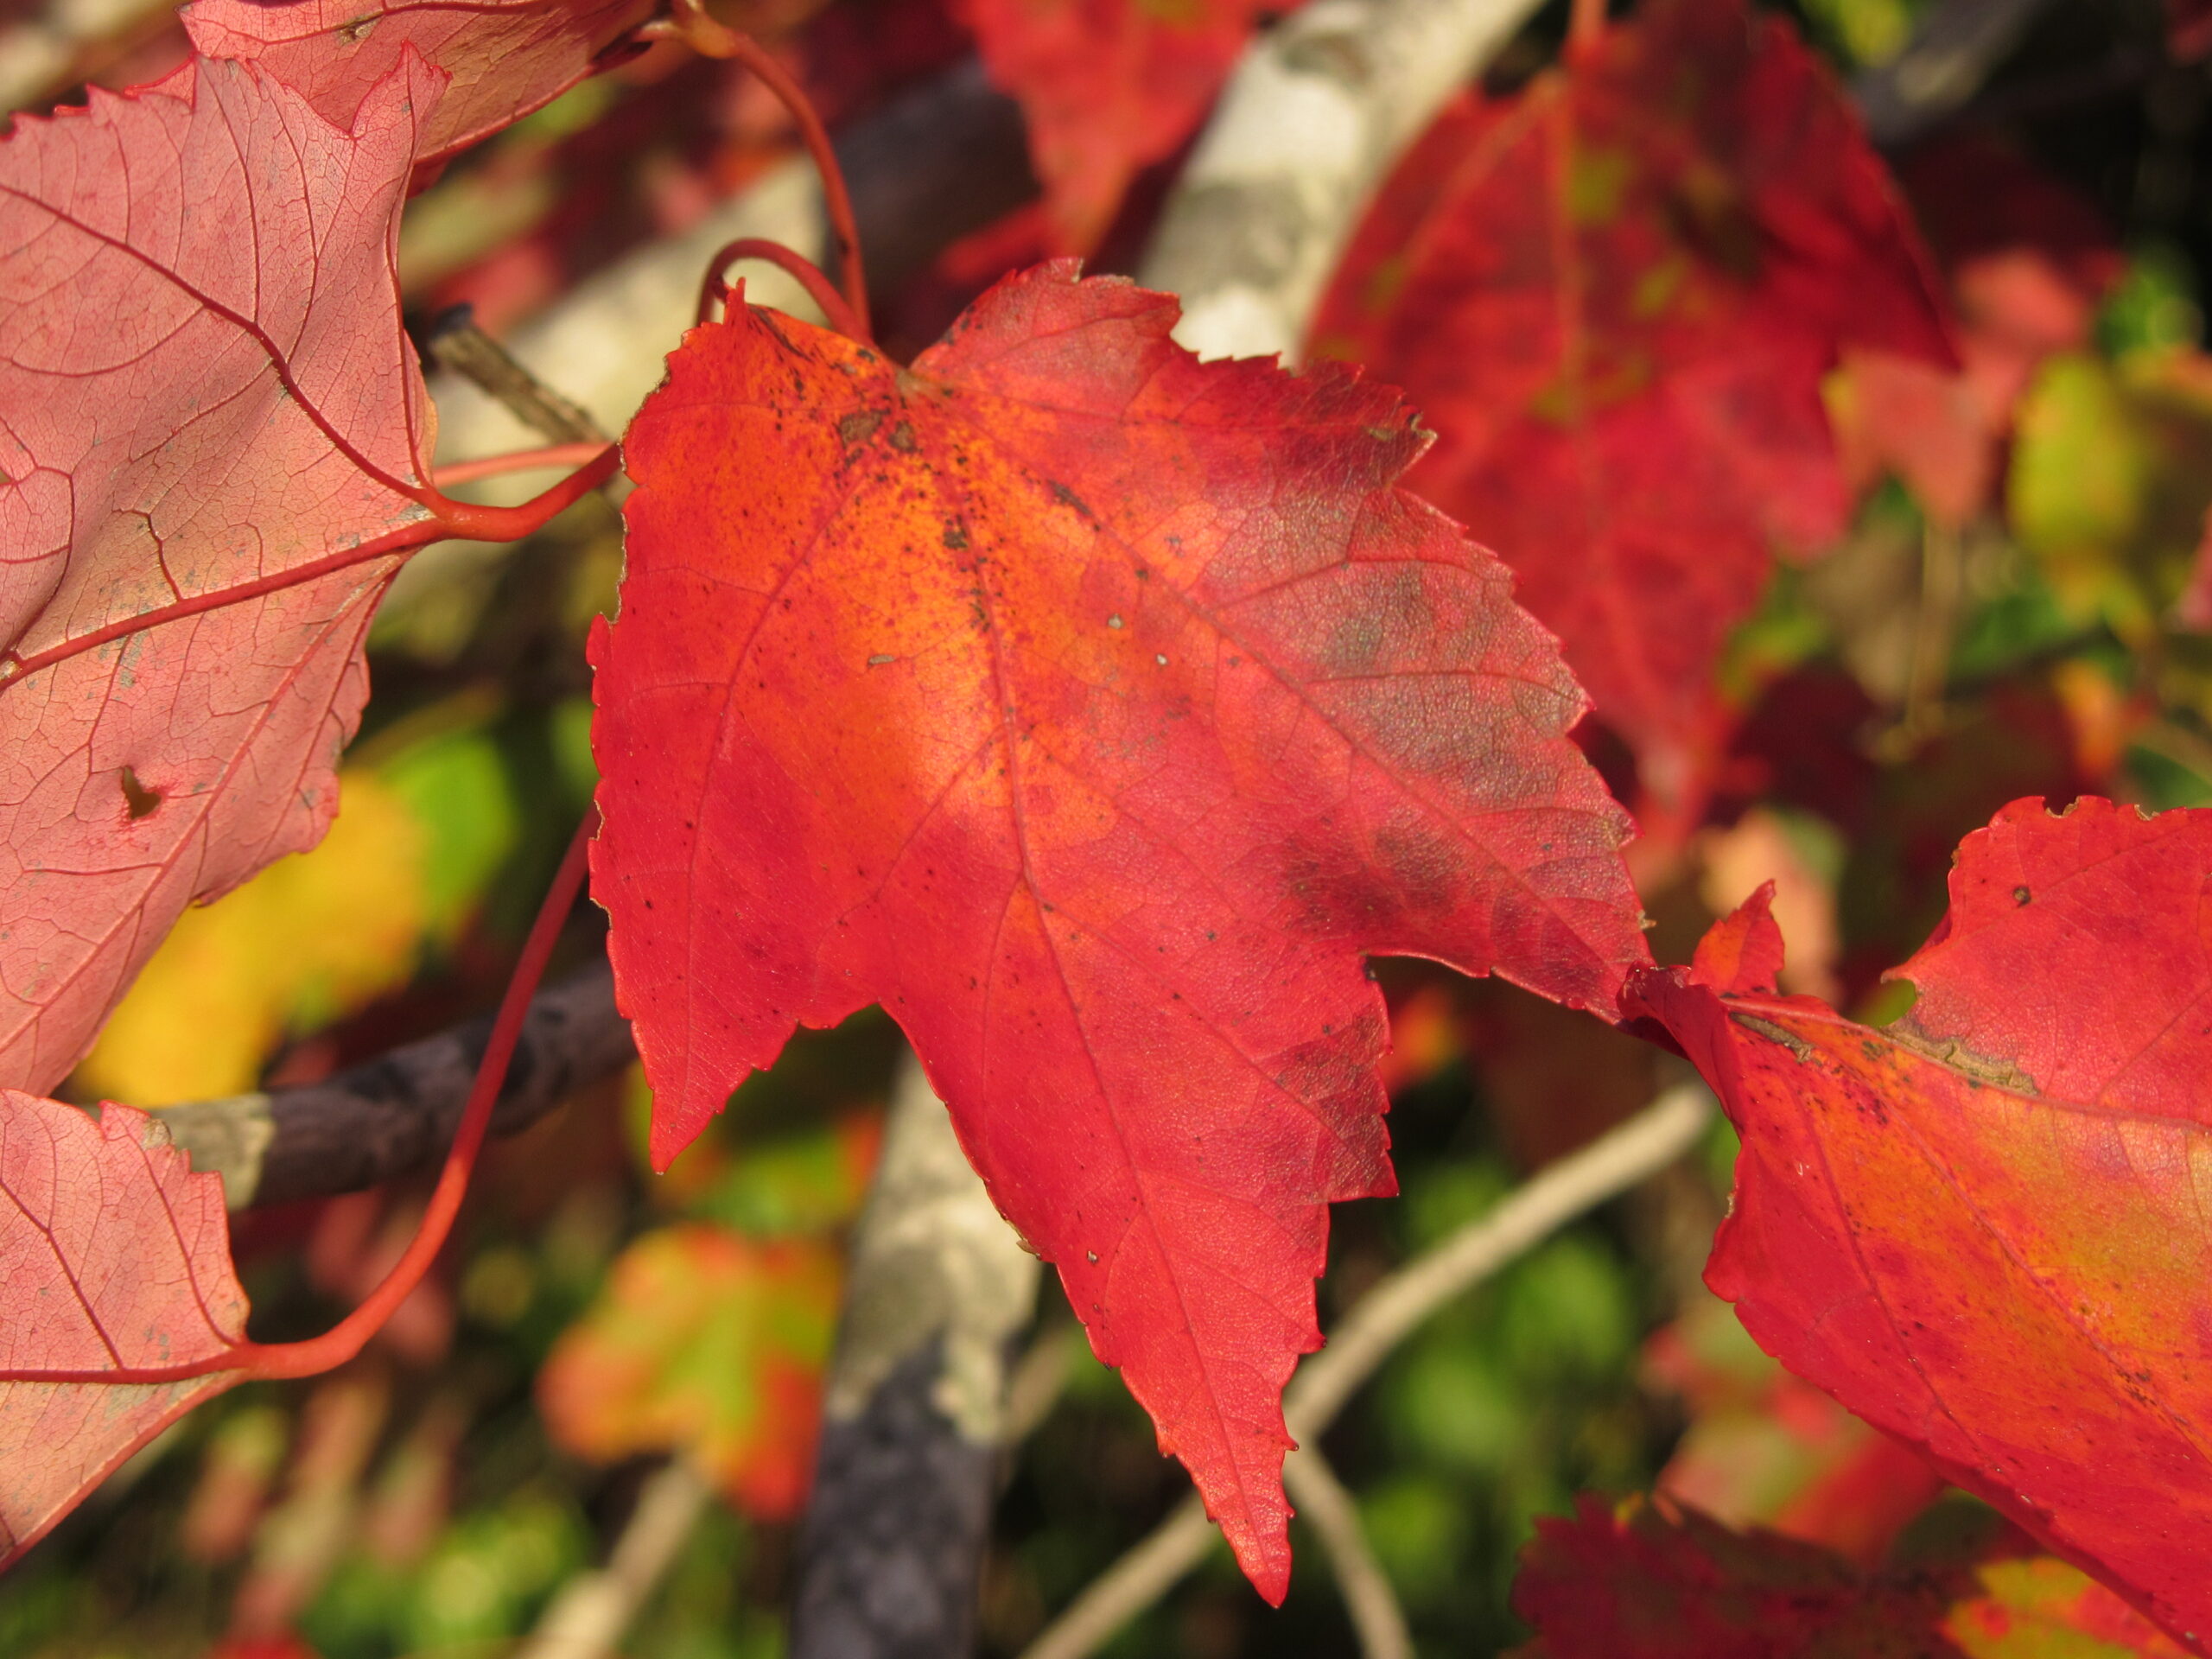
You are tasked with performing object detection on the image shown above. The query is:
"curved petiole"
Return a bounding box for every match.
[432,440,618,491]
[646,0,873,343]
[699,236,872,340]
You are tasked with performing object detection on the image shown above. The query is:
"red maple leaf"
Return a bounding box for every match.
[1624,799,2212,1645]
[181,0,656,175]
[1309,0,1949,820]
[0,1090,250,1569]
[0,54,452,1094]
[959,0,1294,252]
[591,261,1649,1596]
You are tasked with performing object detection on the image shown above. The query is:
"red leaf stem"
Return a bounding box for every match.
[431,441,620,489]
[0,809,596,1389]
[0,444,620,692]
[423,439,624,540]
[241,807,597,1381]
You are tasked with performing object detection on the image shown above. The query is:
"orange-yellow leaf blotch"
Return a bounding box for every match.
[0,1090,250,1567]
[1624,796,2212,1647]
[592,261,1649,1598]
[538,1225,838,1519]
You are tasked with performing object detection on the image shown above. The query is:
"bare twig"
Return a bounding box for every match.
[1019,1496,1215,1659]
[425,309,607,447]
[1137,0,1550,361]
[1001,1320,1084,1446]
[514,1457,715,1659]
[1894,517,1964,750]
[1283,1446,1413,1659]
[1017,1082,1717,1659]
[1285,1081,1717,1436]
[1850,0,2063,146]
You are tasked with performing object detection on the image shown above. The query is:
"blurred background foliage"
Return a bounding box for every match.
[8,0,2212,1651]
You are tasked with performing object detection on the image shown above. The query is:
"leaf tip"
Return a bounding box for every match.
[1691,882,1785,997]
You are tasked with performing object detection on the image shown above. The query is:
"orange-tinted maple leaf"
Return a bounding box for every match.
[959,0,1294,252]
[538,1225,837,1518]
[592,262,1649,1596]
[1311,0,1949,817]
[0,55,447,1094]
[1511,1493,2190,1658]
[1623,801,2212,1646]
[0,1090,249,1569]
[182,0,654,175]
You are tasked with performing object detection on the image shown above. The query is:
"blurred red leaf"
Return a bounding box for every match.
[538,1225,838,1518]
[1623,801,2212,1644]
[183,0,655,174]
[2171,0,2212,62]
[0,55,445,1095]
[0,1091,249,1568]
[1644,1295,1942,1564]
[592,261,1649,1596]
[959,0,1295,251]
[1310,0,1949,817]
[1512,1493,2190,1658]
[1835,140,2116,531]
[208,1637,325,1659]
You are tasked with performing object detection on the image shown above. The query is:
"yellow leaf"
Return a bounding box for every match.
[79,772,429,1105]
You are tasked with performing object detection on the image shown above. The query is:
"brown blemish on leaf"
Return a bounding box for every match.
[1887,1023,2038,1095]
[118,768,162,821]
[1731,1012,1813,1063]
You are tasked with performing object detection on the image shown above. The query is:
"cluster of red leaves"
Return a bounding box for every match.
[7,0,2212,1649]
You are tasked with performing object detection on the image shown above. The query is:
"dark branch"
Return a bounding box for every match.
[158,957,633,1210]
[791,1339,1006,1659]
[1851,0,2064,146]
[426,309,611,446]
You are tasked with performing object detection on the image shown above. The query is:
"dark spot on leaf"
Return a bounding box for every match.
[944,522,969,550]
[2013,886,2031,905]
[889,421,918,452]
[118,767,161,820]
[838,410,885,447]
